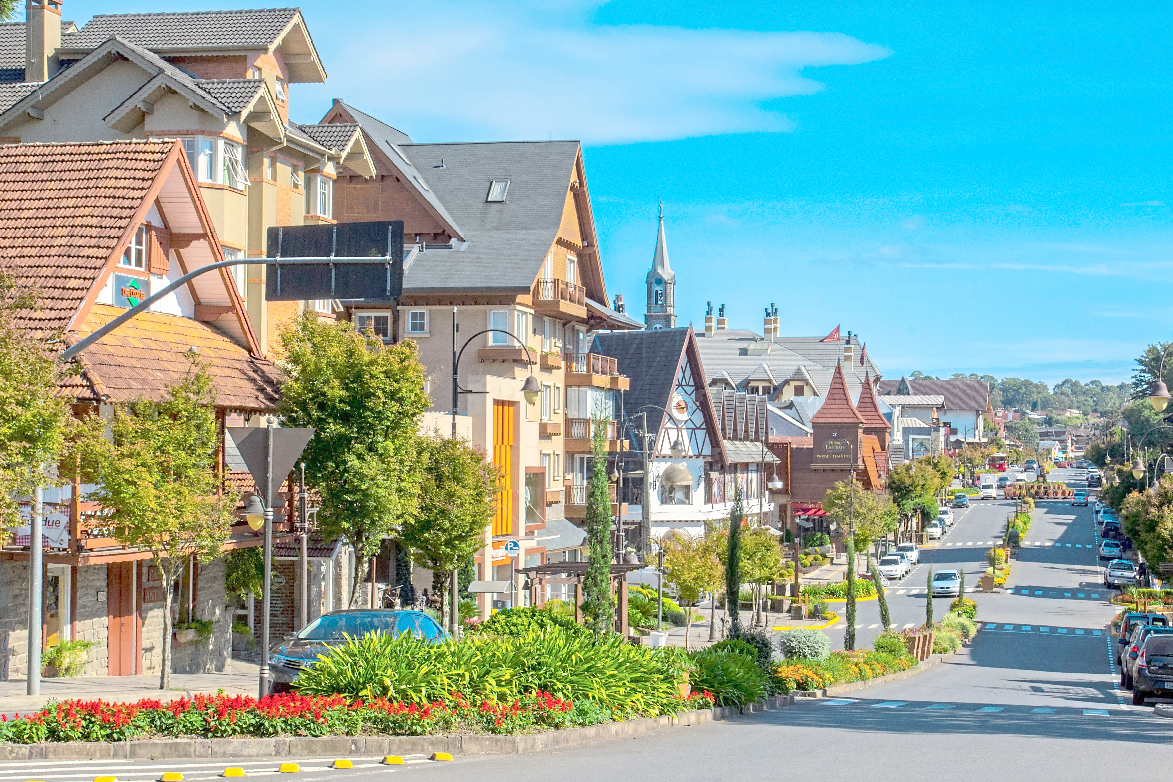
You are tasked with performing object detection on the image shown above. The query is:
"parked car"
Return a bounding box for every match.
[930,569,962,597]
[1072,490,1088,506]
[1102,519,1122,539]
[953,493,970,508]
[1130,635,1173,705]
[1099,540,1124,560]
[938,508,955,528]
[895,542,920,565]
[1123,625,1173,688]
[1024,459,1039,471]
[878,555,911,580]
[1116,612,1168,665]
[268,610,448,691]
[1105,559,1138,589]
[926,521,943,540]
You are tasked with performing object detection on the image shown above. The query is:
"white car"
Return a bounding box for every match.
[895,542,920,565]
[878,555,910,580]
[926,521,943,540]
[938,509,955,529]
[931,569,962,597]
[980,485,996,499]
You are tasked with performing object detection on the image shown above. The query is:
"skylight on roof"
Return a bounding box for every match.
[486,179,510,202]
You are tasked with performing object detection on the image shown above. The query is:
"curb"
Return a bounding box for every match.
[792,654,945,699]
[772,611,840,631]
[1154,705,1173,719]
[0,696,797,761]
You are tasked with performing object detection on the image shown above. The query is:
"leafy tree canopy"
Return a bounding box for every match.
[822,478,898,551]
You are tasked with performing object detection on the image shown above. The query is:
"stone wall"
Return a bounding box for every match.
[0,559,29,680]
[74,564,109,676]
[170,557,231,674]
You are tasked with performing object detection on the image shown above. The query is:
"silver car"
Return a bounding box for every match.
[878,555,910,580]
[895,543,920,565]
[1104,559,1137,589]
[930,569,962,597]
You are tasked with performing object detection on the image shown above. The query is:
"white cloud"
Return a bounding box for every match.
[313,1,890,144]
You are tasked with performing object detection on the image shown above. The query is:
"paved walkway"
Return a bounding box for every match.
[0,660,260,717]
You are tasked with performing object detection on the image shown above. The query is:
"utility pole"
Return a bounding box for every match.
[641,411,651,556]
[26,482,43,696]
[297,462,308,632]
[258,417,275,699]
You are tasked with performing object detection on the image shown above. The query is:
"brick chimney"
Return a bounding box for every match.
[704,301,715,337]
[716,303,727,331]
[763,303,778,339]
[25,0,62,83]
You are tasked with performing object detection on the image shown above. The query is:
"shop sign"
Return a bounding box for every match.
[813,432,853,468]
[114,273,149,308]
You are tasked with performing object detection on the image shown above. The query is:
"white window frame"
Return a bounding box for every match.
[542,252,553,280]
[307,174,333,218]
[541,452,552,488]
[266,154,276,181]
[565,254,577,287]
[222,141,248,190]
[541,384,552,421]
[515,310,529,348]
[354,311,392,341]
[407,310,428,335]
[542,317,553,352]
[120,225,147,269]
[489,310,509,345]
[222,246,245,295]
[553,384,561,413]
[553,452,561,482]
[275,77,287,102]
[292,164,304,191]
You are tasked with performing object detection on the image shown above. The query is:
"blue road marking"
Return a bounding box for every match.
[924,704,954,709]
[1091,593,1100,599]
[1083,709,1109,716]
[1059,628,1068,634]
[1040,627,1050,632]
[977,706,1004,712]
[1004,624,1015,630]
[1031,708,1055,714]
[823,699,856,706]
[873,701,907,708]
[1078,593,1086,598]
[1065,592,1071,597]
[1076,629,1085,635]
[1022,626,1032,631]
[1066,543,1072,547]
[1094,630,1102,636]
[1035,590,1043,595]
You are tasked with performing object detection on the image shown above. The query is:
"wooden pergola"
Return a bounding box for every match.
[518,561,647,635]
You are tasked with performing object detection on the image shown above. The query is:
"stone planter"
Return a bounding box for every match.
[903,631,935,661]
[789,603,807,620]
[980,574,995,592]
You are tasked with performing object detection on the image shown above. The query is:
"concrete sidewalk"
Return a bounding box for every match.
[0,660,260,717]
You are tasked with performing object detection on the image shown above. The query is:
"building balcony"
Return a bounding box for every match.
[539,351,562,371]
[564,416,628,453]
[563,352,630,390]
[563,482,625,521]
[539,420,562,437]
[532,278,587,320]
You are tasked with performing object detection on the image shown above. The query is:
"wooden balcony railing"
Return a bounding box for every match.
[565,417,617,441]
[566,483,616,506]
[563,352,619,377]
[533,278,586,307]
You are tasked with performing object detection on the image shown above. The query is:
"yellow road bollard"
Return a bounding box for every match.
[382,756,404,765]
[161,773,184,782]
[222,769,245,778]
[278,764,299,774]
[94,777,118,782]
[332,760,353,769]
[429,753,453,762]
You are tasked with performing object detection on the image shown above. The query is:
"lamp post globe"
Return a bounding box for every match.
[521,373,541,404]
[1150,381,1171,413]
[244,494,265,531]
[1132,458,1146,480]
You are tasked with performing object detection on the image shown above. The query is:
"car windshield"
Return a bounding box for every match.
[298,612,411,640]
[1109,561,1134,570]
[897,544,915,552]
[933,572,959,581]
[880,557,900,566]
[1146,637,1173,656]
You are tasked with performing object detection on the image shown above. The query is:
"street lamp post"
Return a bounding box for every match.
[258,417,276,700]
[1149,343,1173,413]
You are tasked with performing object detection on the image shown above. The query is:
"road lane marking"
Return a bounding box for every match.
[1022,626,1032,631]
[1059,628,1068,633]
[977,706,1004,712]
[903,623,916,629]
[1004,624,1015,630]
[823,699,857,705]
[1083,709,1109,716]
[1076,629,1085,635]
[1040,627,1049,632]
[873,701,907,708]
[868,624,878,629]
[924,704,954,709]
[1031,708,1055,713]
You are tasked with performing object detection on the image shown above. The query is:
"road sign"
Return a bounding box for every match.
[227,426,315,501]
[265,221,404,301]
[503,540,520,557]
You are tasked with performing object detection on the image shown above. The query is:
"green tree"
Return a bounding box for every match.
[868,555,891,631]
[662,531,722,649]
[823,478,898,552]
[1005,418,1039,450]
[0,271,69,538]
[887,462,942,534]
[580,414,616,636]
[925,568,934,627]
[399,435,496,631]
[725,485,745,636]
[741,525,783,627]
[76,364,232,690]
[225,548,263,600]
[1120,475,1173,570]
[278,314,429,606]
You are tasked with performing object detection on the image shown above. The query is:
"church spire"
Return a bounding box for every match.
[644,201,676,329]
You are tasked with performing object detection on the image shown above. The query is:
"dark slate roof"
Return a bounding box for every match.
[273,531,343,559]
[877,378,990,413]
[283,121,327,151]
[195,79,267,113]
[0,82,37,112]
[593,328,689,425]
[295,122,359,152]
[397,140,581,291]
[0,20,76,80]
[60,8,300,53]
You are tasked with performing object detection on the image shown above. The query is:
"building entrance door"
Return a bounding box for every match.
[492,401,516,536]
[107,561,139,676]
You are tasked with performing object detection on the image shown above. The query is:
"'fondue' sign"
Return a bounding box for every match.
[814,431,854,468]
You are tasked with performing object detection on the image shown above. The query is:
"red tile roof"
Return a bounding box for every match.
[0,141,174,337]
[856,373,890,429]
[811,362,865,425]
[63,305,282,411]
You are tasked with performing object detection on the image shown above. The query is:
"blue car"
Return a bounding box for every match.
[268,610,448,691]
[953,493,970,508]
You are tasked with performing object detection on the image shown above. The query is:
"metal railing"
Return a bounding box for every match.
[563,352,619,376]
[533,278,586,307]
[566,417,618,441]
[566,483,617,505]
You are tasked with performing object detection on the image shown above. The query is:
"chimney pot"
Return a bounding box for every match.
[25,0,62,83]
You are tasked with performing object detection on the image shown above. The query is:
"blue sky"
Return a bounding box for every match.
[80,1,1173,383]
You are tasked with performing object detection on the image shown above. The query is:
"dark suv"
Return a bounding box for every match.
[1131,635,1173,705]
[1117,613,1169,665]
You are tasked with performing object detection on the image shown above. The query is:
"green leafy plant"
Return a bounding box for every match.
[689,648,767,706]
[174,619,215,640]
[932,626,962,654]
[778,628,830,661]
[940,612,977,641]
[948,597,977,620]
[801,580,877,600]
[41,640,95,678]
[472,606,587,637]
[872,631,908,658]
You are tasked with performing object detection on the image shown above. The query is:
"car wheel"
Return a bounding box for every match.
[1121,672,1128,687]
[1132,690,1146,706]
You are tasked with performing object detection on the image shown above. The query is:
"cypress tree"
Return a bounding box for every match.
[726,485,745,637]
[869,555,891,631]
[581,414,616,636]
[925,568,934,628]
[844,534,856,650]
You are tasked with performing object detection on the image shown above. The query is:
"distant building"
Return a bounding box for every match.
[877,377,993,447]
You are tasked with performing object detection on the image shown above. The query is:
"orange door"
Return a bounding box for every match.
[492,401,516,536]
[107,562,137,676]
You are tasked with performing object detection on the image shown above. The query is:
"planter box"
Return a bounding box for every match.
[980,574,995,593]
[789,603,807,620]
[903,631,935,661]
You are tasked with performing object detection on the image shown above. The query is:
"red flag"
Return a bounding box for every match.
[860,343,867,366]
[820,325,840,342]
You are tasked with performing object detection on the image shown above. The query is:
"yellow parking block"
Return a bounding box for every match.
[94,777,117,782]
[278,764,300,774]
[332,760,353,770]
[430,753,453,762]
[161,774,184,782]
[222,770,245,778]
[382,756,404,765]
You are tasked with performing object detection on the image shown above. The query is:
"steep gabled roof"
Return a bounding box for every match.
[810,362,865,425]
[856,374,890,429]
[294,122,375,177]
[0,19,76,82]
[877,377,990,413]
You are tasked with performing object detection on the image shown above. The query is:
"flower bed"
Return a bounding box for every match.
[0,690,717,745]
[771,650,917,693]
[801,579,877,601]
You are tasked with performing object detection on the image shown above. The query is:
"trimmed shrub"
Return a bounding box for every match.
[949,597,977,620]
[471,606,586,637]
[932,626,962,654]
[941,612,977,641]
[690,649,768,707]
[731,628,774,668]
[778,628,830,661]
[873,631,908,658]
[801,579,877,600]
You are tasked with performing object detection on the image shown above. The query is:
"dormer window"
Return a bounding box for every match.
[486,180,510,202]
[120,225,147,270]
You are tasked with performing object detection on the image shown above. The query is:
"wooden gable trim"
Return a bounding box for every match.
[682,326,728,465]
[571,151,607,304]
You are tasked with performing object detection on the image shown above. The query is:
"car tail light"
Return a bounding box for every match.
[1132,645,1139,653]
[1139,650,1148,670]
